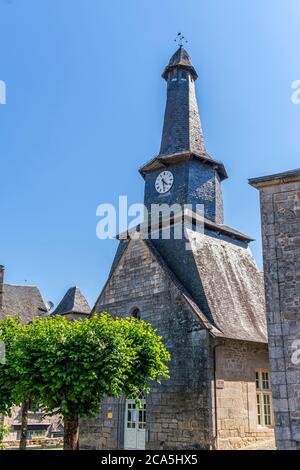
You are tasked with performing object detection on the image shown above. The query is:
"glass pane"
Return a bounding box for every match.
[138,391,146,400]
[263,394,271,426]
[262,372,270,390]
[255,372,260,390]
[138,404,146,429]
[127,403,136,428]
[256,394,262,425]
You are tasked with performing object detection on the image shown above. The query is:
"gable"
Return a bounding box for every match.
[96,238,167,309]
[93,238,219,335]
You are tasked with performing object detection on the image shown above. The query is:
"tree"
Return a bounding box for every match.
[0,422,10,450]
[0,317,31,450]
[0,317,20,415]
[18,400,29,450]
[12,313,170,450]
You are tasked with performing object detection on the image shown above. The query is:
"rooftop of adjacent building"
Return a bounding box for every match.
[51,286,91,317]
[249,168,300,188]
[0,265,90,322]
[0,265,47,323]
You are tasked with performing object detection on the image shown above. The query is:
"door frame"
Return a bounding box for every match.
[124,397,146,450]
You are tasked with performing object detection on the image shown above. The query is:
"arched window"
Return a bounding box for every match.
[131,308,141,320]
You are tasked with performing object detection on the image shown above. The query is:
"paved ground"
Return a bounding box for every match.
[239,439,276,450]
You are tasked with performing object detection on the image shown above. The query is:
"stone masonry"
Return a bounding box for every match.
[215,340,273,449]
[250,169,300,450]
[79,237,273,450]
[80,239,215,450]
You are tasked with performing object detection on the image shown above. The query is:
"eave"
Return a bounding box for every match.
[139,151,228,181]
[249,168,300,189]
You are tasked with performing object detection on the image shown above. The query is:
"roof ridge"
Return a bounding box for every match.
[4,283,38,288]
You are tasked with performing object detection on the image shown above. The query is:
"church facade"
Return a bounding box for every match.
[80,47,274,450]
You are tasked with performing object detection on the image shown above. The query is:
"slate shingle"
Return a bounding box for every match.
[0,284,47,323]
[52,287,90,316]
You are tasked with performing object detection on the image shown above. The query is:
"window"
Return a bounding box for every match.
[171,68,177,80]
[131,308,141,320]
[255,370,273,427]
[126,394,146,431]
[28,430,46,439]
[127,403,136,429]
[138,403,146,429]
[181,69,187,80]
[16,430,46,440]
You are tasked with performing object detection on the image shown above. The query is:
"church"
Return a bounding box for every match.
[79,46,274,450]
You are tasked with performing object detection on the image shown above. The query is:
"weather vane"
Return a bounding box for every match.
[174,32,187,47]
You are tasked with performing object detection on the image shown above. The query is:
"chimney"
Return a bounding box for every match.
[0,265,4,310]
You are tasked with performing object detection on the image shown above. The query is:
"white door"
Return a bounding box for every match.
[124,399,146,450]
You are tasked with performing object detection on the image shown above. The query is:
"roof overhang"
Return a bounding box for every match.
[139,151,228,181]
[116,207,253,243]
[162,63,198,81]
[249,168,300,189]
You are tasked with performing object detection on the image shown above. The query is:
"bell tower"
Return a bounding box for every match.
[140,46,227,224]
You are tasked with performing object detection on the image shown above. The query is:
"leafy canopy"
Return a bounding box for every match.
[0,317,23,414]
[9,313,170,418]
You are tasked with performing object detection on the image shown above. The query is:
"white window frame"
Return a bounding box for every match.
[255,369,273,427]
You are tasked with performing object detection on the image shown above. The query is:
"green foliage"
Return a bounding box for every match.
[0,317,23,415]
[0,422,10,449]
[1,313,170,420]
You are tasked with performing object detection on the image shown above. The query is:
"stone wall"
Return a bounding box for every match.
[79,238,215,450]
[250,170,300,450]
[80,236,271,450]
[214,339,274,449]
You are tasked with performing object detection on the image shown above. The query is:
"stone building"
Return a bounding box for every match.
[80,47,274,450]
[250,169,300,450]
[0,265,63,443]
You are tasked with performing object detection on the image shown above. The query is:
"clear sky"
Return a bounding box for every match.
[1,0,300,308]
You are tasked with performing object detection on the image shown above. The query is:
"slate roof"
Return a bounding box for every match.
[0,284,47,323]
[143,228,267,343]
[52,287,90,316]
[99,223,268,344]
[184,229,267,343]
[144,240,223,337]
[162,46,198,80]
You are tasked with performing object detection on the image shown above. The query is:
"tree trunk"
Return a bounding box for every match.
[19,400,29,450]
[63,416,79,450]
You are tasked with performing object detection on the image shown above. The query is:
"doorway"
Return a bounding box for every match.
[124,398,146,450]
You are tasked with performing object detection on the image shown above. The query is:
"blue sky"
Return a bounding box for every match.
[0,0,300,308]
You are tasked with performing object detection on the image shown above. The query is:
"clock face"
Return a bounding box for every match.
[155,171,174,194]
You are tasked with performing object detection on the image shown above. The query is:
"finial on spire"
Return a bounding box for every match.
[174,32,187,48]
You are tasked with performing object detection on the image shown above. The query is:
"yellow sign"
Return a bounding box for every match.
[107,412,113,419]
